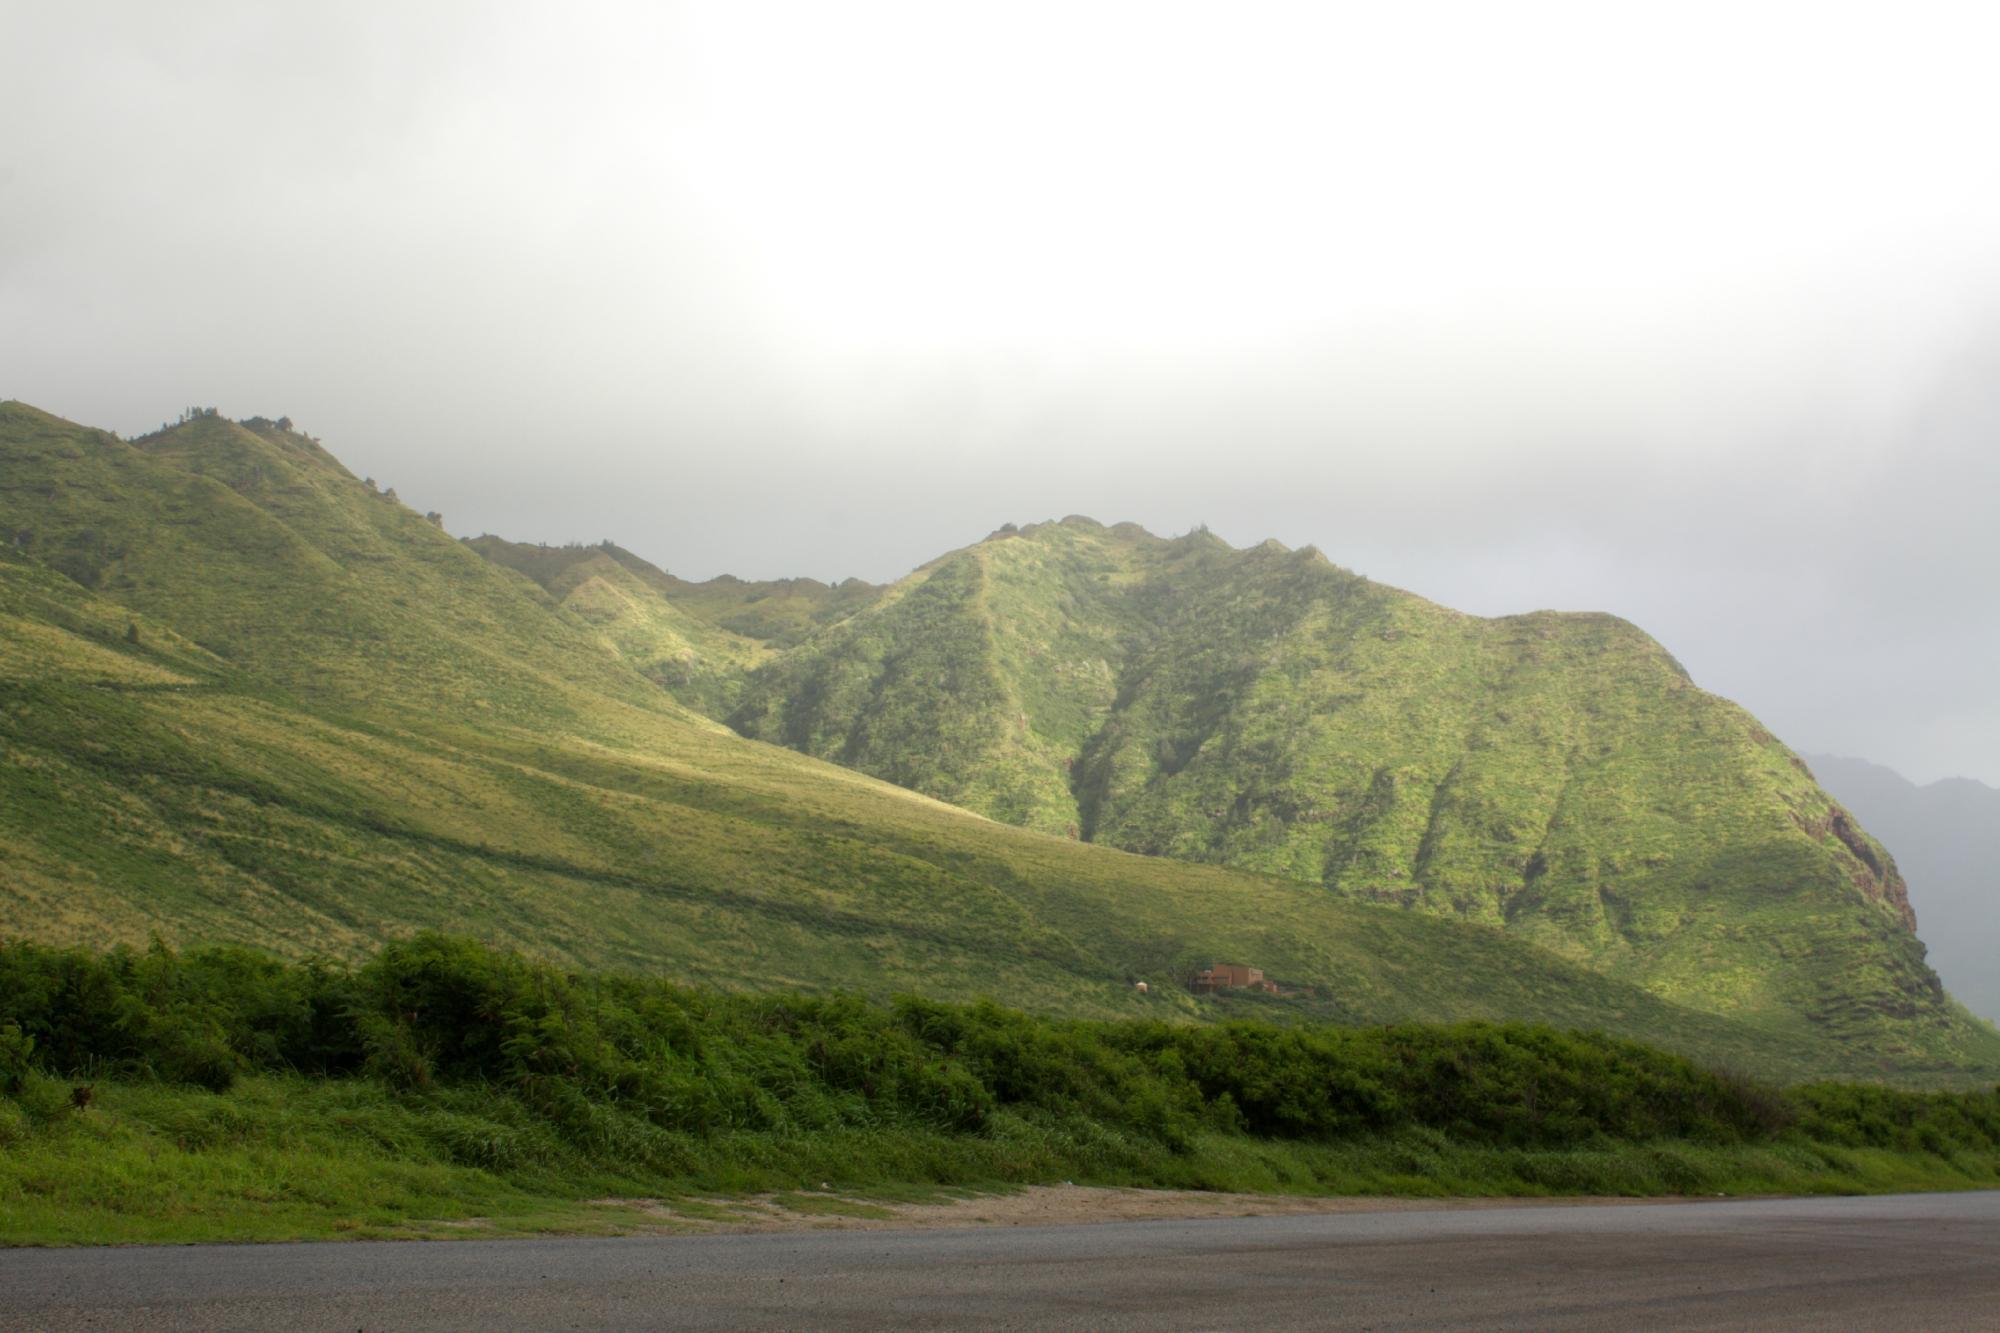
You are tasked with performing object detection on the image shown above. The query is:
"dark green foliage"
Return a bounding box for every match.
[0,934,1978,1157]
[0,938,351,1091]
[0,1022,32,1094]
[1789,1081,2000,1154]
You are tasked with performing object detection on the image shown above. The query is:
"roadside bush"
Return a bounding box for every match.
[1,933,1990,1163]
[0,1021,33,1094]
[1790,1081,2000,1153]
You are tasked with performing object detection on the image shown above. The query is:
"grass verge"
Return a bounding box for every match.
[5,1075,1996,1245]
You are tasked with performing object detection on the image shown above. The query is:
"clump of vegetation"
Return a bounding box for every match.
[0,933,1806,1144]
[2,935,1996,1244]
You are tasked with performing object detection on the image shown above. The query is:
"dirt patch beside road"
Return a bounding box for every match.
[594,1183,1708,1233]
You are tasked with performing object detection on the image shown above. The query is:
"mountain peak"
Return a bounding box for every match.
[727,508,1940,1048]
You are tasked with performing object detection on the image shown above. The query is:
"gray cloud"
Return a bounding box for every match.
[4,2,1997,784]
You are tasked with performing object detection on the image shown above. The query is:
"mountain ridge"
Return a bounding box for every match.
[456,504,1958,1062]
[700,516,1930,1037]
[3,402,1992,1084]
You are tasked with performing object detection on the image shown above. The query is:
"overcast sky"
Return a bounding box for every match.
[5,2,1998,785]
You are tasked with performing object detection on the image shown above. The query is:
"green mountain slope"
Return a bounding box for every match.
[461,536,880,716]
[650,567,883,649]
[728,518,1956,1054]
[0,405,661,727]
[4,404,1994,1086]
[462,536,766,716]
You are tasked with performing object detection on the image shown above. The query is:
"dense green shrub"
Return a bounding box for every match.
[0,1021,33,1094]
[0,933,1984,1159]
[0,938,321,1091]
[1789,1080,2000,1153]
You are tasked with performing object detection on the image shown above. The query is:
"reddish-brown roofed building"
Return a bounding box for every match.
[1191,964,1279,994]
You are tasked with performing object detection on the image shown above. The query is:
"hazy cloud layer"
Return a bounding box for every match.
[5,2,1997,783]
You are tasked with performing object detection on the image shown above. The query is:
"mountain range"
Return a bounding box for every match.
[2,401,1993,1084]
[479,515,1959,1060]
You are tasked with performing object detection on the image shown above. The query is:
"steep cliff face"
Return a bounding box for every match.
[1794,806,1917,932]
[1806,754,2000,1024]
[727,517,1942,1041]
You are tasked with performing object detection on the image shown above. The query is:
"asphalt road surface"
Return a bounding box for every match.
[4,1192,1997,1331]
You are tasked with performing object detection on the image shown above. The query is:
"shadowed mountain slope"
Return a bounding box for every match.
[727,518,1947,1050]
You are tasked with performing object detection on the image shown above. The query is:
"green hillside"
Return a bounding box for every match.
[462,535,879,716]
[1,406,661,726]
[651,566,883,649]
[4,403,1995,1086]
[726,518,1963,1056]
[463,536,762,716]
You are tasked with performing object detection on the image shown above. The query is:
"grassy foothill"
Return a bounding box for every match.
[3,935,1996,1246]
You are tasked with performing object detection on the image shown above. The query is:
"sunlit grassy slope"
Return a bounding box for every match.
[3,403,1995,1085]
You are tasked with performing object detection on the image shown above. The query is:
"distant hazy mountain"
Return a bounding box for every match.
[1807,755,1999,1025]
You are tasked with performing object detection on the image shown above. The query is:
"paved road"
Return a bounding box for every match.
[4,1192,1997,1330]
